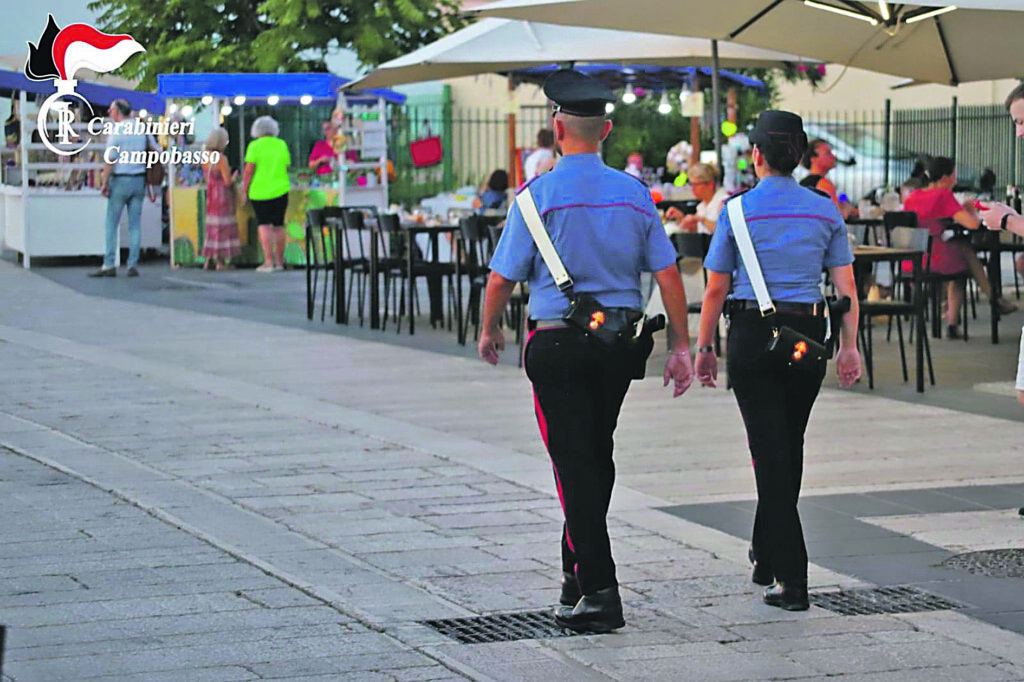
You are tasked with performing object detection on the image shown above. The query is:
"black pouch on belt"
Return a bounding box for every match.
[764,324,828,370]
[563,293,663,378]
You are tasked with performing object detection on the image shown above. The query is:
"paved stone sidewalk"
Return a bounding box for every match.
[0,261,1022,681]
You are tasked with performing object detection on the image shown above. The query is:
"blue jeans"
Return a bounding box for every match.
[105,174,146,269]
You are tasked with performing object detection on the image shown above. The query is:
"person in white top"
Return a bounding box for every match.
[523,128,555,182]
[665,163,729,235]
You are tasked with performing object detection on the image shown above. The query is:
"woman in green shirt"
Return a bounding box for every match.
[243,116,291,272]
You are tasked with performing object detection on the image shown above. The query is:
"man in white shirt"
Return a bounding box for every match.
[523,128,555,182]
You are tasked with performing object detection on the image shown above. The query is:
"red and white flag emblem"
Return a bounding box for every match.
[51,24,144,81]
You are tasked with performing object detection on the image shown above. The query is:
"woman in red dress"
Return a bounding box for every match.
[202,127,241,270]
[905,156,1016,338]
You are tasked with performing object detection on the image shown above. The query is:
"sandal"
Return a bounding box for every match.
[997,299,1018,315]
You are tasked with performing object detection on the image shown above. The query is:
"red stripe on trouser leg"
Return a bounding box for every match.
[530,352,575,555]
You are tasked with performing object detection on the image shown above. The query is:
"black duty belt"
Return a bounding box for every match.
[730,299,823,316]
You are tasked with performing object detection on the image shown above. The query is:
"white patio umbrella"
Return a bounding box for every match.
[344,18,814,181]
[344,18,813,90]
[467,0,1024,86]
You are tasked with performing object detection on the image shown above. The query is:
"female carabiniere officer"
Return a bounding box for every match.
[477,70,695,634]
[694,111,862,611]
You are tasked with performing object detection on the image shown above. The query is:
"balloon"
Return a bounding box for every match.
[721,121,738,138]
[674,172,688,187]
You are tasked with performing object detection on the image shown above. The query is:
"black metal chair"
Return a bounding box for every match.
[859,226,934,389]
[460,215,494,344]
[374,213,411,332]
[671,232,719,356]
[304,206,346,322]
[339,209,375,326]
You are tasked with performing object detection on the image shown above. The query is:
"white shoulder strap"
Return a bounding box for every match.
[515,186,574,293]
[726,197,775,316]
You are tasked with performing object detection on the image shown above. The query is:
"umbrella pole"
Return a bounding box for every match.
[711,39,722,173]
[507,76,517,187]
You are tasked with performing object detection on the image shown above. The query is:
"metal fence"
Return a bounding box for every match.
[389,101,549,207]
[801,99,1020,202]
[387,96,1022,209]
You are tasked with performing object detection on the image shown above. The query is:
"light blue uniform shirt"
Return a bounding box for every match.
[703,176,853,304]
[489,153,677,320]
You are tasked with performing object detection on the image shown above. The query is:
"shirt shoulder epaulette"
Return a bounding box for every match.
[723,188,750,203]
[804,186,832,200]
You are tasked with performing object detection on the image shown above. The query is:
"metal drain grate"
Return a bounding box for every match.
[810,585,963,616]
[422,610,580,644]
[942,548,1024,579]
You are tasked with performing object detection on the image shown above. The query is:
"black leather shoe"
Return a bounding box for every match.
[748,545,774,586]
[763,580,810,611]
[88,268,116,278]
[126,266,139,277]
[554,586,625,633]
[559,571,581,607]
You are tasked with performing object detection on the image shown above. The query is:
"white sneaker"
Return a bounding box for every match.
[272,265,285,272]
[256,263,274,273]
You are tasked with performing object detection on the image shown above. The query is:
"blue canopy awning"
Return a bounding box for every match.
[506,64,765,92]
[157,73,405,106]
[0,68,164,113]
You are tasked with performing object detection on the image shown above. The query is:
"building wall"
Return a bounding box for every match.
[778,65,1020,114]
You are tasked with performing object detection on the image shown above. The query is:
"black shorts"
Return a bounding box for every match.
[250,194,289,226]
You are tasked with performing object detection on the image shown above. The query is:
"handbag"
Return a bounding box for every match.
[726,198,829,370]
[514,188,664,376]
[409,123,443,168]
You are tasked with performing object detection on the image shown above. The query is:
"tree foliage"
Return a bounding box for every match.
[86,0,466,89]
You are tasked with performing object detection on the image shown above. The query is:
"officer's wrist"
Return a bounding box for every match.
[670,347,690,357]
[696,344,715,354]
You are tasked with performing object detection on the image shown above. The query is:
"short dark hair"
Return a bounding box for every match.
[111,99,131,117]
[923,156,956,183]
[536,128,555,148]
[801,138,828,169]
[757,141,801,175]
[1006,82,1024,110]
[487,169,509,192]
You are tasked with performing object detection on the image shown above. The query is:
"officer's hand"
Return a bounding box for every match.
[836,346,861,388]
[478,328,505,366]
[694,350,717,388]
[663,350,694,397]
[979,201,1015,230]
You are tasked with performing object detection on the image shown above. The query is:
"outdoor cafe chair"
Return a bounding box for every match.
[671,232,720,356]
[459,214,494,343]
[339,208,376,327]
[376,213,415,332]
[486,223,528,366]
[859,226,934,389]
[304,206,345,323]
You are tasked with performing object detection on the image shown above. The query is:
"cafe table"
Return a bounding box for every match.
[853,245,926,393]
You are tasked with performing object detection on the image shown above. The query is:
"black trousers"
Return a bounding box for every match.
[726,310,827,583]
[524,327,634,595]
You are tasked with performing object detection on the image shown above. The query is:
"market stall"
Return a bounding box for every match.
[0,60,164,267]
[156,73,404,267]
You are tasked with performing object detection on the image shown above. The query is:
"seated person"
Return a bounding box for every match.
[904,156,1016,339]
[477,169,509,214]
[664,163,728,235]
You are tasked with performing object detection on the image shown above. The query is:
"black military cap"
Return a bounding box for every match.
[543,69,614,117]
[748,109,808,158]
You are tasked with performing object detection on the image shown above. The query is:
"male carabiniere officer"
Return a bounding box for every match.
[478,70,695,633]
